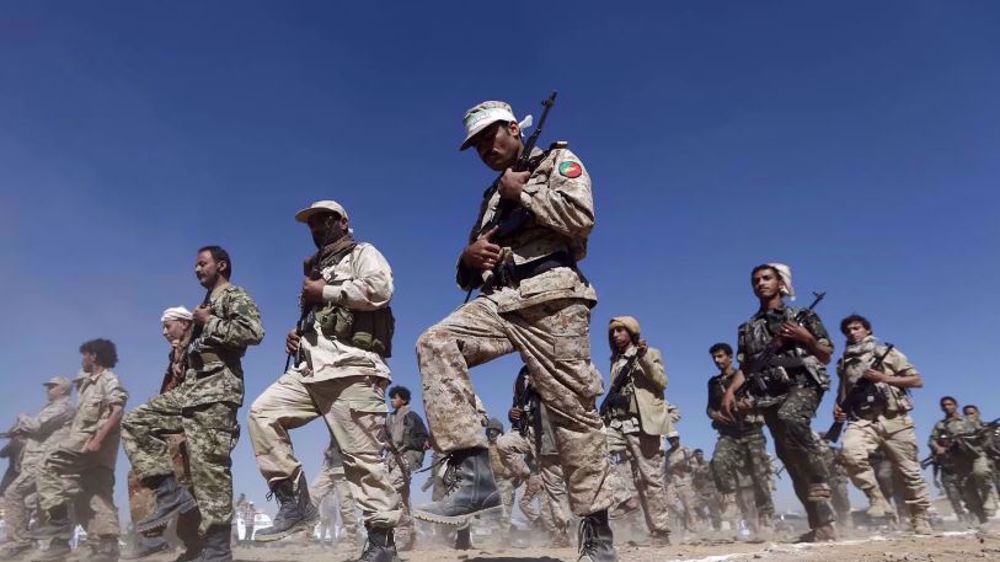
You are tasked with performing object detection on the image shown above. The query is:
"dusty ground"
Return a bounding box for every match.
[165,527,1000,562]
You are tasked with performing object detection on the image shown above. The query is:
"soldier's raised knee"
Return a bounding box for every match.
[415,328,452,359]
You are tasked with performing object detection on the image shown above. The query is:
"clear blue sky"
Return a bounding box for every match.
[1,2,998,517]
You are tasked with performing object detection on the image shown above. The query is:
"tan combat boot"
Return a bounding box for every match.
[863,488,893,519]
[911,511,933,535]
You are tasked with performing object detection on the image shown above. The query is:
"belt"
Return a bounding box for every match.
[500,250,577,287]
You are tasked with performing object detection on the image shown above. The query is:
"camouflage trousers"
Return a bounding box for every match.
[841,415,931,514]
[495,430,569,531]
[760,385,835,529]
[3,465,40,547]
[36,449,119,537]
[939,467,969,520]
[710,428,774,517]
[247,372,400,528]
[664,475,700,531]
[417,297,612,516]
[945,455,998,522]
[310,464,359,537]
[123,392,238,534]
[386,449,423,540]
[606,427,670,534]
[128,435,190,525]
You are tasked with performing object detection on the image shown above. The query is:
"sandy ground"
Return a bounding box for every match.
[137,526,1000,562]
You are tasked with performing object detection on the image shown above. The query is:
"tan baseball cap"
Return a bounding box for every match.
[44,376,72,391]
[460,100,519,151]
[294,200,349,223]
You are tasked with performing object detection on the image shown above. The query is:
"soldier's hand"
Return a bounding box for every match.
[462,226,502,272]
[833,403,847,422]
[302,277,327,305]
[509,407,523,421]
[779,321,813,344]
[192,304,212,325]
[498,169,530,201]
[636,339,648,357]
[286,329,301,356]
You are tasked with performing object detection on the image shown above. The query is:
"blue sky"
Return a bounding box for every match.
[1,2,998,518]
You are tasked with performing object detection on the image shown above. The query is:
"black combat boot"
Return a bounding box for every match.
[576,510,617,562]
[173,510,203,562]
[28,504,72,539]
[254,472,318,542]
[198,524,232,562]
[135,475,197,535]
[413,448,500,525]
[353,526,400,562]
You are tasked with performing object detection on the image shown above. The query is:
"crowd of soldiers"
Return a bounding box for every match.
[1,97,997,562]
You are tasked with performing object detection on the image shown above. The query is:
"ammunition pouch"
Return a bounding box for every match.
[844,380,888,420]
[315,304,395,358]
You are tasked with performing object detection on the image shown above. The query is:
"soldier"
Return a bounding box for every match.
[929,396,997,524]
[705,342,774,535]
[122,246,264,562]
[124,306,199,560]
[415,100,616,562]
[497,367,571,547]
[0,377,74,558]
[832,314,932,533]
[819,439,852,529]
[485,418,517,527]
[32,339,127,562]
[721,263,838,542]
[310,437,361,548]
[663,436,701,533]
[247,201,401,561]
[963,405,1000,500]
[691,449,723,532]
[385,386,428,551]
[600,316,673,544]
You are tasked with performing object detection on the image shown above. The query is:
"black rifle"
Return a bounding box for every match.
[599,353,641,419]
[285,268,323,372]
[736,291,826,399]
[824,343,895,443]
[188,290,213,352]
[466,91,558,302]
[919,454,936,470]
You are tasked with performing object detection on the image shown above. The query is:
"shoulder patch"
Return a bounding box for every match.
[558,160,582,178]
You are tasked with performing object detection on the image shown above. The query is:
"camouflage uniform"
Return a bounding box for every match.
[706,368,774,524]
[737,306,835,530]
[929,415,997,522]
[385,403,427,543]
[247,242,401,529]
[836,336,931,522]
[2,395,75,549]
[417,144,612,517]
[123,283,263,533]
[310,439,359,540]
[37,369,128,538]
[691,458,723,530]
[820,445,851,527]
[664,445,700,531]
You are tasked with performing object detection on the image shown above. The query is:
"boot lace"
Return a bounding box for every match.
[577,517,597,557]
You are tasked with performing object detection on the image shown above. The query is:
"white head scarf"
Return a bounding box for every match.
[767,262,796,301]
[161,306,193,324]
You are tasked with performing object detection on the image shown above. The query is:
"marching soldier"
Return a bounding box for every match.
[310,438,361,548]
[0,377,74,558]
[247,201,401,562]
[33,339,128,562]
[123,246,264,562]
[663,436,701,533]
[929,396,997,524]
[385,386,428,551]
[601,316,673,544]
[415,100,616,562]
[721,263,838,542]
[705,342,774,535]
[832,314,932,533]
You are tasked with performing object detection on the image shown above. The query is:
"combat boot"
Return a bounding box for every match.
[576,510,617,562]
[28,505,72,539]
[173,510,203,562]
[197,524,232,562]
[911,511,933,535]
[135,475,197,535]
[863,488,893,519]
[353,526,401,562]
[36,538,72,562]
[796,523,837,543]
[413,448,500,525]
[88,535,121,562]
[254,472,318,542]
[549,526,571,548]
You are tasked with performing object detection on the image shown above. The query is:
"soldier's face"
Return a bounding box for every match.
[390,395,404,410]
[162,319,191,343]
[45,384,64,401]
[307,212,348,249]
[752,269,781,300]
[611,326,632,352]
[965,407,979,421]
[81,352,96,372]
[195,251,224,288]
[844,321,871,344]
[474,121,522,171]
[941,399,957,415]
[486,429,500,443]
[712,350,732,372]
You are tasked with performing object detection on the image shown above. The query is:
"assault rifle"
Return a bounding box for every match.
[736,291,826,399]
[599,352,641,419]
[467,91,558,301]
[824,343,895,443]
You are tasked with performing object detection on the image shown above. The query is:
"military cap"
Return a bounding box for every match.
[295,200,349,223]
[43,376,72,391]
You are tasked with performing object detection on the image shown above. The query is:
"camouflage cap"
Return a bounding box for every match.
[43,376,72,391]
[460,100,536,151]
[486,417,504,433]
[295,200,349,223]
